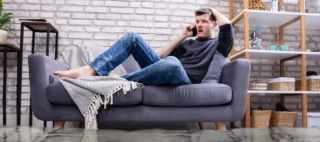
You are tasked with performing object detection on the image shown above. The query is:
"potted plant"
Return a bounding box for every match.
[0,0,13,43]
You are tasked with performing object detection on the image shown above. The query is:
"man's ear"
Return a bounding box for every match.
[211,22,218,30]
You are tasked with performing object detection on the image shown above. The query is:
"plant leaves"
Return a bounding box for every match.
[0,17,12,25]
[0,4,3,16]
[3,12,12,16]
[2,12,13,19]
[0,3,14,30]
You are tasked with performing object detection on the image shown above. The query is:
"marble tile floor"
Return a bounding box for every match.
[1,126,320,142]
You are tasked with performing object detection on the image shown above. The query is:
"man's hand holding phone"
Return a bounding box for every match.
[182,24,197,37]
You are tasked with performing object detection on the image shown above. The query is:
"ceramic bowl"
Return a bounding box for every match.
[268,45,278,50]
[280,45,289,51]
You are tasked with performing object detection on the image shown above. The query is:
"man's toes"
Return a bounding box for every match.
[53,71,60,75]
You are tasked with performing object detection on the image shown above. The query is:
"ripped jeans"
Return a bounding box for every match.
[89,32,192,85]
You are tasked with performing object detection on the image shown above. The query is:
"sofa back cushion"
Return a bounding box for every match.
[122,55,141,73]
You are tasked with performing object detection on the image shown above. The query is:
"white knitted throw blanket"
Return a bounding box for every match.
[59,76,139,129]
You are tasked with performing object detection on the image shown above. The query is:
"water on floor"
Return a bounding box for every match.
[1,126,320,142]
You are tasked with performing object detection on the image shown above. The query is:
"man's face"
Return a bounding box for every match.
[195,14,217,38]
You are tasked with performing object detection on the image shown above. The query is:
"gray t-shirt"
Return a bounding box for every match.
[170,23,234,83]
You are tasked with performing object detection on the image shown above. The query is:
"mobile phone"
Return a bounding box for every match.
[191,26,197,36]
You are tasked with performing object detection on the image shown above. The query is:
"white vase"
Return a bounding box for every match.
[0,30,8,43]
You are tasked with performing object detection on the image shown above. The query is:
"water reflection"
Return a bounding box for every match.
[0,127,320,142]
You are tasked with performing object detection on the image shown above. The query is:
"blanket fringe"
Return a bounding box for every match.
[81,130,97,142]
[84,81,138,129]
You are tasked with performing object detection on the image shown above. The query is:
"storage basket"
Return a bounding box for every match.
[295,112,320,127]
[307,76,320,91]
[267,77,295,91]
[270,111,297,127]
[251,110,272,128]
[295,76,320,91]
[295,79,302,91]
[249,0,267,10]
[250,81,268,90]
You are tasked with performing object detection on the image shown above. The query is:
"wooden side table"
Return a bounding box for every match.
[20,21,59,58]
[20,21,59,127]
[0,43,21,126]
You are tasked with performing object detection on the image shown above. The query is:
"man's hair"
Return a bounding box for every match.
[195,8,216,21]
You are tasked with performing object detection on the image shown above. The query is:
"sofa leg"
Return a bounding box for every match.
[198,122,206,130]
[53,121,65,129]
[74,121,83,128]
[216,122,227,131]
[230,122,236,128]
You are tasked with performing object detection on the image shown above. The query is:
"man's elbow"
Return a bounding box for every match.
[222,20,231,25]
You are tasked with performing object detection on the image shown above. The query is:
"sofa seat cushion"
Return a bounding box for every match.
[142,83,232,106]
[46,81,143,106]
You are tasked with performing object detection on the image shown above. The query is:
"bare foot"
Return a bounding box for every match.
[53,65,97,79]
[107,73,120,78]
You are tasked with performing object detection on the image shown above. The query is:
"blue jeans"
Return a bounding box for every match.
[89,32,192,85]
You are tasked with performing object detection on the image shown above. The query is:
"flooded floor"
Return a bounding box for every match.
[1,126,320,142]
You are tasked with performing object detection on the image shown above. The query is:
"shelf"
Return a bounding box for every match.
[230,2,311,128]
[230,49,302,60]
[230,49,320,61]
[0,42,20,52]
[295,12,320,30]
[232,9,320,30]
[248,90,320,95]
[305,52,320,60]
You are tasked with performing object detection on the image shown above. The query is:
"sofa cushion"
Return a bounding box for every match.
[46,81,143,106]
[142,83,232,106]
[122,55,141,73]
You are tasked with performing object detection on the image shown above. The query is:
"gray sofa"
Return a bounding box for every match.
[28,54,250,127]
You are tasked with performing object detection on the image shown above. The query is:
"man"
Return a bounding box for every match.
[54,8,233,86]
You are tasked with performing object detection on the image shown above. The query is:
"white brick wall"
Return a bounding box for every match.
[0,0,320,127]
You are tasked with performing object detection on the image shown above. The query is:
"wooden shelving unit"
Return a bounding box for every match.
[231,9,320,30]
[248,90,320,95]
[229,0,315,128]
[231,49,320,61]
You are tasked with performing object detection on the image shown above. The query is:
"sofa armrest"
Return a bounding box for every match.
[220,59,251,117]
[28,54,68,119]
